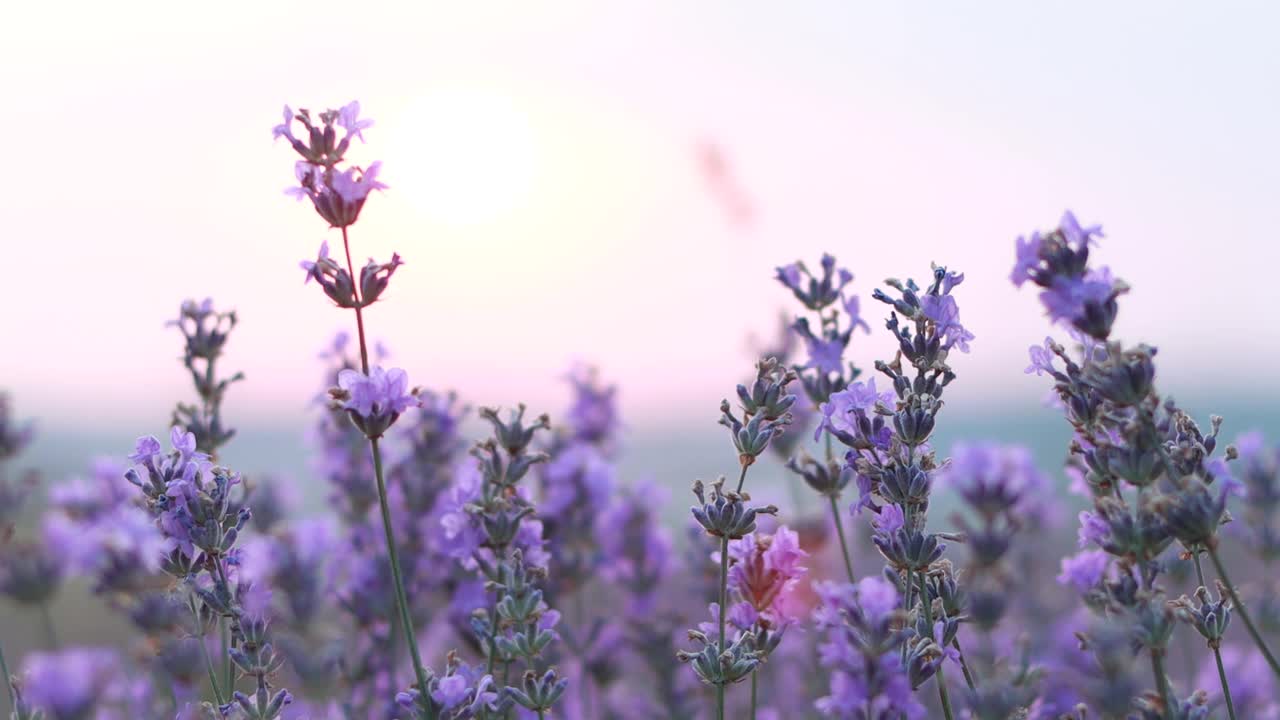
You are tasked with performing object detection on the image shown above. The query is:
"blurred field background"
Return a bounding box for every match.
[3,0,1280,689]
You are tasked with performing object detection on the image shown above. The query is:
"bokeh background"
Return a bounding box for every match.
[3,0,1280,679]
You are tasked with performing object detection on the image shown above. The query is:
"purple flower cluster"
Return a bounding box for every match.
[812,577,925,719]
[1014,211,1280,717]
[1010,211,1124,340]
[775,254,869,408]
[274,102,386,228]
[14,102,1280,720]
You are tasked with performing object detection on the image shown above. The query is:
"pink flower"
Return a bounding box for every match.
[724,526,809,628]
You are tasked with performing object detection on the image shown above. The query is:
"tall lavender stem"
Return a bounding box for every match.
[190,597,227,706]
[1206,546,1280,680]
[340,226,430,695]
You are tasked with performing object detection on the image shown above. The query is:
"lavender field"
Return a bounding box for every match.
[4,4,1280,720]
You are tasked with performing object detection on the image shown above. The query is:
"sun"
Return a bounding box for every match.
[384,88,540,227]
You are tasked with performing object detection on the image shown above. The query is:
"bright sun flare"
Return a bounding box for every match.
[386,89,540,227]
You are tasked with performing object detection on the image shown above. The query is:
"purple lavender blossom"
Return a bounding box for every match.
[20,648,120,719]
[564,365,620,446]
[814,378,893,446]
[919,292,974,353]
[331,366,419,439]
[1024,336,1056,376]
[812,576,926,719]
[274,102,388,228]
[1010,211,1122,339]
[1056,549,1109,592]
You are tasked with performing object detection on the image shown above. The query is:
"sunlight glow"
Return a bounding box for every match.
[385,88,540,227]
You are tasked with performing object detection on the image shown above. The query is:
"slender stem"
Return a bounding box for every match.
[190,598,226,706]
[716,534,730,720]
[218,614,231,691]
[1207,545,1280,680]
[209,561,237,697]
[1192,551,1207,589]
[0,638,14,715]
[828,495,856,582]
[371,437,431,693]
[917,573,954,720]
[1150,649,1174,720]
[1212,641,1239,720]
[340,227,370,373]
[951,638,978,692]
[901,566,914,665]
[339,225,431,694]
[749,670,758,720]
[735,463,749,494]
[37,604,58,650]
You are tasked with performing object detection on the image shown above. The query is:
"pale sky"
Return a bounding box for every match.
[3,1,1278,433]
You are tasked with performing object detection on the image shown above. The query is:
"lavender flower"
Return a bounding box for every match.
[812,577,925,719]
[168,298,243,458]
[274,103,387,228]
[1009,211,1123,340]
[19,648,119,720]
[329,366,420,439]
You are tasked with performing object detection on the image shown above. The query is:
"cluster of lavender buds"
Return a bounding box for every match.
[442,406,565,720]
[938,444,1054,718]
[681,358,795,720]
[17,97,1280,720]
[774,256,868,532]
[812,576,925,718]
[809,262,975,719]
[124,434,291,716]
[169,299,243,459]
[1015,211,1280,719]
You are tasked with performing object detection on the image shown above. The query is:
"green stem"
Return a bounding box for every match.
[951,638,978,692]
[221,618,233,696]
[716,534,729,720]
[1150,649,1174,720]
[1207,545,1280,680]
[0,638,14,715]
[371,437,431,694]
[828,495,855,582]
[190,598,226,706]
[339,225,431,695]
[1212,641,1238,720]
[917,573,954,720]
[749,669,758,720]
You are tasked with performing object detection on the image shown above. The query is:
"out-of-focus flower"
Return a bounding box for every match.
[20,648,120,720]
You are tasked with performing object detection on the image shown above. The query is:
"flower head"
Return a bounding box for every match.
[330,366,419,439]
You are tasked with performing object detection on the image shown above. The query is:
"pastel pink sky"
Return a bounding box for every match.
[3,2,1278,430]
